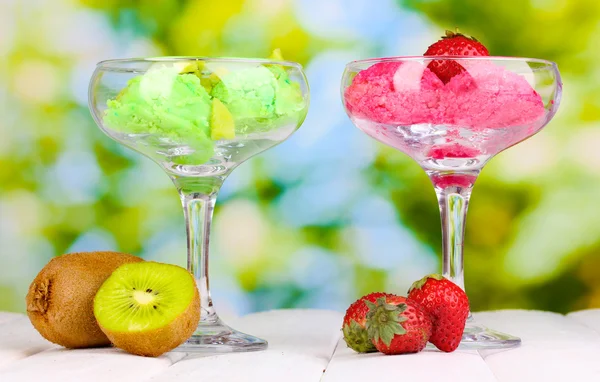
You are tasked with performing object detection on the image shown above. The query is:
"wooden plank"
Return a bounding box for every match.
[0,348,185,382]
[474,310,600,345]
[474,310,600,382]
[2,309,600,381]
[323,337,497,382]
[148,309,343,382]
[0,313,185,381]
[483,344,600,382]
[567,309,600,333]
[0,317,57,370]
[0,312,23,325]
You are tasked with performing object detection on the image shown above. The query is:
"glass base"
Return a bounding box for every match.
[458,315,521,350]
[174,319,268,353]
[425,318,521,351]
[459,321,521,349]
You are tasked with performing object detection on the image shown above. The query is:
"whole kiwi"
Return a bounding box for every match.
[26,251,143,348]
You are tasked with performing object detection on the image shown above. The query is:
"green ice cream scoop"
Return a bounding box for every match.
[210,57,304,133]
[103,66,215,164]
[210,66,277,121]
[268,64,305,116]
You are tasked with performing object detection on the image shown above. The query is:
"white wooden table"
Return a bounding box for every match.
[1,309,599,381]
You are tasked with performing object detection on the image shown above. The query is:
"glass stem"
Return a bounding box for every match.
[429,171,478,291]
[173,176,225,325]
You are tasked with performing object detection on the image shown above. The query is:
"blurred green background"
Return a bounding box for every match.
[1,0,599,316]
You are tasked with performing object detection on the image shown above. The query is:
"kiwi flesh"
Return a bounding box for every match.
[94,261,200,357]
[26,251,143,348]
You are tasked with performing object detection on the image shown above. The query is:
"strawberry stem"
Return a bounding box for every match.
[342,320,377,353]
[408,274,444,293]
[442,28,479,42]
[365,297,408,347]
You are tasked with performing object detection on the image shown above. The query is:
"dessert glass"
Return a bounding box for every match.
[341,56,561,348]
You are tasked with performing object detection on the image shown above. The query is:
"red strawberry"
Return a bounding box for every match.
[365,296,432,355]
[407,274,469,352]
[342,292,393,352]
[424,29,490,84]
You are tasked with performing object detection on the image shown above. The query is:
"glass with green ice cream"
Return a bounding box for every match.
[88,54,309,353]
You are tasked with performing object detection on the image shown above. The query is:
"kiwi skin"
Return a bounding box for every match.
[95,263,200,357]
[26,251,143,348]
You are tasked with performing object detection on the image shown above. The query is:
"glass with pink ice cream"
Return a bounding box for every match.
[342,54,561,349]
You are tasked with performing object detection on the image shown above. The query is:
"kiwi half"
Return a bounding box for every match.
[94,261,200,357]
[26,251,143,348]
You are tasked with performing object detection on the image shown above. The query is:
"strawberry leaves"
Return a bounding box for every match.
[342,320,377,353]
[408,274,444,293]
[365,297,408,347]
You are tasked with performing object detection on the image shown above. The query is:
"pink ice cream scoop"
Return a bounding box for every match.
[345,61,445,125]
[344,60,545,128]
[344,59,548,162]
[442,62,546,129]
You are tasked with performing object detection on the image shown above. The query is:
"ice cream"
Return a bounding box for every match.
[210,64,304,132]
[103,52,305,165]
[268,62,305,116]
[344,59,548,164]
[211,66,278,122]
[344,60,546,129]
[105,67,212,136]
[104,66,215,163]
[345,61,444,126]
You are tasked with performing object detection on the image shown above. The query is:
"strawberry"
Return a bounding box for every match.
[342,292,393,352]
[365,296,432,355]
[424,29,490,84]
[407,274,469,352]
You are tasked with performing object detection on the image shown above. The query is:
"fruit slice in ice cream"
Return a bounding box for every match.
[210,98,235,140]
